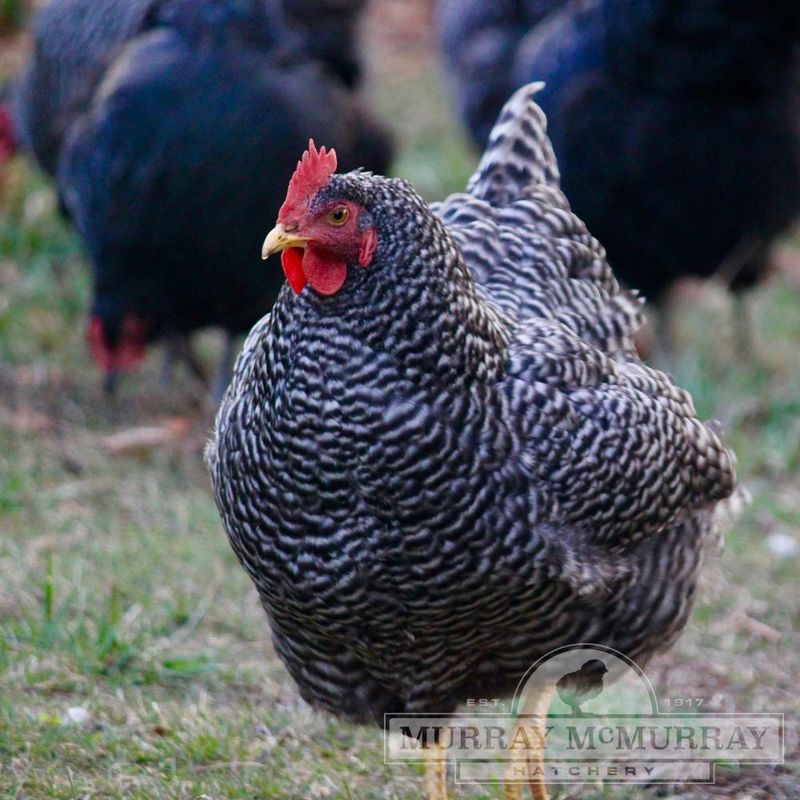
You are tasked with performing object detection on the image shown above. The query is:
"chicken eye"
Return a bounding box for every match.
[327,207,349,226]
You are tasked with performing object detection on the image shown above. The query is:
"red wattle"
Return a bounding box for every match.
[87,314,147,372]
[303,246,347,296]
[88,316,114,371]
[0,106,16,163]
[281,248,307,294]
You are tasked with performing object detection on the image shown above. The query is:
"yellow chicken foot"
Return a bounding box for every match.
[423,736,449,800]
[504,777,525,800]
[504,684,555,800]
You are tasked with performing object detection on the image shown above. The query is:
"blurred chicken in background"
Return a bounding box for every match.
[0,0,29,169]
[438,0,800,356]
[283,0,369,88]
[13,0,160,177]
[11,0,392,397]
[0,87,15,165]
[12,0,381,176]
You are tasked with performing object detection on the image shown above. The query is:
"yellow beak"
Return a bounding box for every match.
[261,223,309,260]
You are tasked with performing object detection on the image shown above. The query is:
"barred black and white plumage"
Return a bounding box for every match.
[207,84,737,728]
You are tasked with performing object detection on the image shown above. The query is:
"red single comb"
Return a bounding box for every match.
[278,139,337,222]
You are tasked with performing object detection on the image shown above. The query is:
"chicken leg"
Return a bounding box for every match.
[717,234,764,359]
[732,290,756,361]
[423,736,449,800]
[161,334,208,387]
[504,684,554,800]
[211,332,236,404]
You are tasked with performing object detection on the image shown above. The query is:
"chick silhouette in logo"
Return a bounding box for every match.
[556,659,609,717]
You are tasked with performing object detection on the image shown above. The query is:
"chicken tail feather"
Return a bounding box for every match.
[466,82,559,207]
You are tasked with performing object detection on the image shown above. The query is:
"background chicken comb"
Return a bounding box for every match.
[279,139,338,220]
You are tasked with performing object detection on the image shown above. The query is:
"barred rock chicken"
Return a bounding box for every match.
[55,0,392,395]
[439,0,800,349]
[207,85,737,799]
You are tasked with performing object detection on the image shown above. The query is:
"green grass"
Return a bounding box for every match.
[1,12,799,800]
[0,0,28,33]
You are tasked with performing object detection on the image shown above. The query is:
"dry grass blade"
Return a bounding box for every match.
[100,417,193,456]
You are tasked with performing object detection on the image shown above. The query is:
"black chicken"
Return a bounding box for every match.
[12,0,157,176]
[53,0,391,395]
[12,0,372,177]
[438,0,558,148]
[282,0,369,89]
[439,0,800,350]
[0,87,16,165]
[207,84,738,799]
